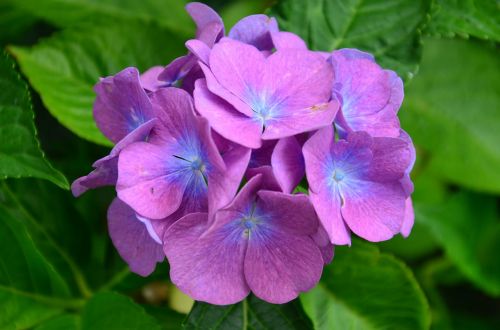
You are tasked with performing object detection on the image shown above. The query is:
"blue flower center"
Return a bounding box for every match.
[333,169,345,182]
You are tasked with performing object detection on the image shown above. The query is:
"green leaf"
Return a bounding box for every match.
[418,191,500,296]
[0,3,38,46]
[185,295,313,329]
[0,52,68,189]
[268,0,431,80]
[10,0,194,36]
[81,292,161,330]
[401,38,500,193]
[0,199,77,329]
[302,241,430,330]
[9,19,186,146]
[425,0,500,41]
[35,315,80,330]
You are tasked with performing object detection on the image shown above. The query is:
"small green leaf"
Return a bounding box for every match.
[401,38,500,193]
[418,191,500,296]
[185,295,313,329]
[35,314,80,330]
[10,19,186,146]
[425,0,500,41]
[0,52,67,189]
[269,0,431,80]
[10,0,194,36]
[302,241,430,330]
[81,292,161,330]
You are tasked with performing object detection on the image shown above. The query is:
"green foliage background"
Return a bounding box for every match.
[0,0,498,329]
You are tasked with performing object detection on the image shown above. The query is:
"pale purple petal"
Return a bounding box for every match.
[246,166,281,192]
[186,2,224,39]
[401,198,414,237]
[228,15,278,50]
[186,39,211,65]
[93,67,154,143]
[340,180,406,242]
[157,55,195,86]
[271,136,304,194]
[311,225,334,264]
[108,198,164,276]
[140,66,165,92]
[193,79,262,149]
[271,31,307,50]
[164,213,249,305]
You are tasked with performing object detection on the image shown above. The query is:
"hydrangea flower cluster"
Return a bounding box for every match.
[73,2,415,305]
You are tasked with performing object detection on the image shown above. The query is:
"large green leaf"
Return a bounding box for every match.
[0,52,67,189]
[425,0,500,41]
[302,241,430,330]
[81,292,161,330]
[185,295,313,329]
[418,191,500,296]
[9,0,193,36]
[0,200,76,329]
[401,38,500,193]
[10,20,186,146]
[269,0,431,80]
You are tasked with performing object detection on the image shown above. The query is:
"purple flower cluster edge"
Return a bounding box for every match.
[73,2,415,305]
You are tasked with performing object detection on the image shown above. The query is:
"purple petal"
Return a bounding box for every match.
[228,15,278,50]
[107,198,164,276]
[341,180,406,242]
[244,231,323,304]
[271,31,307,50]
[186,39,211,65]
[186,2,224,38]
[331,50,401,137]
[208,142,251,221]
[71,119,156,197]
[364,136,412,182]
[246,166,281,192]
[303,126,351,245]
[311,225,334,264]
[249,140,276,168]
[158,55,196,87]
[140,66,165,92]
[164,212,250,305]
[271,136,304,194]
[117,141,188,219]
[193,79,262,149]
[93,67,154,143]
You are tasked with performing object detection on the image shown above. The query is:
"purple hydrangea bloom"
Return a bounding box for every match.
[194,38,338,148]
[331,49,403,138]
[303,127,413,245]
[116,87,249,222]
[163,175,324,305]
[107,198,164,276]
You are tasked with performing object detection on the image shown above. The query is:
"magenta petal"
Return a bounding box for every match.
[140,66,165,92]
[107,198,164,276]
[193,79,262,149]
[271,136,305,193]
[228,15,278,50]
[93,67,154,143]
[244,232,323,304]
[164,213,250,305]
[401,198,415,237]
[117,142,187,219]
[341,181,406,242]
[271,31,307,50]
